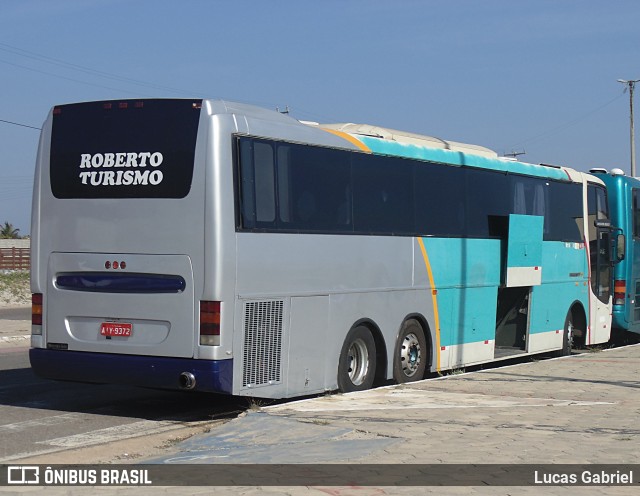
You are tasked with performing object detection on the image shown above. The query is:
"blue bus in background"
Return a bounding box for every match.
[590,168,638,340]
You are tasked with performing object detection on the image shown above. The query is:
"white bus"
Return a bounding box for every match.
[30,99,614,398]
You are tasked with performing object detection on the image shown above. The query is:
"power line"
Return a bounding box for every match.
[0,42,321,119]
[507,93,625,150]
[0,42,200,96]
[0,56,147,96]
[0,118,40,131]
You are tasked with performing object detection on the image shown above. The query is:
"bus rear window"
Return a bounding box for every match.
[50,99,201,199]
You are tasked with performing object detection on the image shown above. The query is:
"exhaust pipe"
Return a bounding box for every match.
[179,372,196,390]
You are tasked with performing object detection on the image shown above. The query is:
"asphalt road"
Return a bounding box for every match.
[0,306,30,320]
[0,345,244,463]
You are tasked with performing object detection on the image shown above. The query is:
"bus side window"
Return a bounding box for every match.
[253,142,276,223]
[286,145,351,232]
[239,139,256,229]
[277,146,291,223]
[238,138,276,228]
[633,189,640,238]
[352,153,413,234]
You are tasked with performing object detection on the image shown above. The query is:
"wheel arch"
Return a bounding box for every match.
[568,300,587,347]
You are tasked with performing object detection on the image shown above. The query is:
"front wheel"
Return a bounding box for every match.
[560,311,574,356]
[393,319,428,383]
[337,326,376,393]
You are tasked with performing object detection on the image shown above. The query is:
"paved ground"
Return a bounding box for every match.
[144,343,640,495]
[2,310,639,495]
[0,306,30,348]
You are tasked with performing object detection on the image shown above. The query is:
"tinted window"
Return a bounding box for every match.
[353,154,413,234]
[633,189,640,238]
[414,162,465,236]
[50,99,201,199]
[239,139,276,228]
[236,136,586,242]
[280,143,351,232]
[238,138,351,232]
[547,181,583,242]
[510,175,548,216]
[466,168,509,238]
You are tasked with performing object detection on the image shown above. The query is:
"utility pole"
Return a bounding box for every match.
[618,79,640,177]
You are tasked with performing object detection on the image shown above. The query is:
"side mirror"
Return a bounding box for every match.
[615,233,626,262]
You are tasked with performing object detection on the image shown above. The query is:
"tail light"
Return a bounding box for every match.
[200,301,221,346]
[614,280,626,306]
[32,293,43,334]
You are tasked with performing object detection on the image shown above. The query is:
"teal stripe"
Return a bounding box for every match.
[358,136,570,181]
[422,238,588,345]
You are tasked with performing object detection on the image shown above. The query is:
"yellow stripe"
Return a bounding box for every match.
[417,237,441,371]
[321,128,372,153]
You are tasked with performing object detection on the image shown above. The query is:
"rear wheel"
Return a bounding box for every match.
[393,319,428,383]
[337,326,376,393]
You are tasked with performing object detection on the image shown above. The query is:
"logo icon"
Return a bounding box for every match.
[7,466,39,485]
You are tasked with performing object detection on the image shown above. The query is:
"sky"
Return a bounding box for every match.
[1,0,639,235]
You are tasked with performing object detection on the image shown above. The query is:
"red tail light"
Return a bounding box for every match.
[32,293,43,326]
[200,301,221,345]
[614,280,626,306]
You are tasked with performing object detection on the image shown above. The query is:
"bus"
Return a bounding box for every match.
[589,168,637,338]
[29,99,614,399]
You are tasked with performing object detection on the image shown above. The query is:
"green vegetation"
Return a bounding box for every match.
[0,222,22,239]
[0,271,30,305]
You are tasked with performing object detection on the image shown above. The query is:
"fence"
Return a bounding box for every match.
[0,247,30,270]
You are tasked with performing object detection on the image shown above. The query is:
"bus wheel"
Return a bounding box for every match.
[338,325,376,393]
[393,319,427,383]
[560,311,574,356]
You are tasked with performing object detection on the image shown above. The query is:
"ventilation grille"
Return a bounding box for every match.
[242,300,284,387]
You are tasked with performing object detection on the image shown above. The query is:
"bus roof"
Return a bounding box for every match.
[144,98,591,184]
[320,123,499,158]
[313,121,574,182]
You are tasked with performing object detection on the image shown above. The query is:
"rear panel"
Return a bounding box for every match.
[45,253,194,357]
[30,99,218,390]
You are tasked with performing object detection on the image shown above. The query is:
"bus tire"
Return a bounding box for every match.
[560,311,574,356]
[393,319,427,383]
[337,325,376,393]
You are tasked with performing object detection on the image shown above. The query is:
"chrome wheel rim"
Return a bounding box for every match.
[400,333,421,377]
[347,338,370,386]
[566,320,574,349]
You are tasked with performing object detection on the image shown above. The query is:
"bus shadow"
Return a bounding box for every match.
[0,366,246,422]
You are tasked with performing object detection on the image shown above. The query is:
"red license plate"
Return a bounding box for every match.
[100,322,132,337]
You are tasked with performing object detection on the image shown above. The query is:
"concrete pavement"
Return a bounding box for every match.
[145,343,640,494]
[0,306,29,348]
[2,307,639,494]
[153,344,640,467]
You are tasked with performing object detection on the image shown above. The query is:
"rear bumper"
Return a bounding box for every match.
[29,348,233,394]
[611,306,632,326]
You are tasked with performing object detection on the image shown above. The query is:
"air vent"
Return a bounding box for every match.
[242,300,284,387]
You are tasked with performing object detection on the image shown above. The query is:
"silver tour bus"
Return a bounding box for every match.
[29,99,613,398]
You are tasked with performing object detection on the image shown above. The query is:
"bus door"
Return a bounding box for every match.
[495,214,543,357]
[587,184,612,344]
